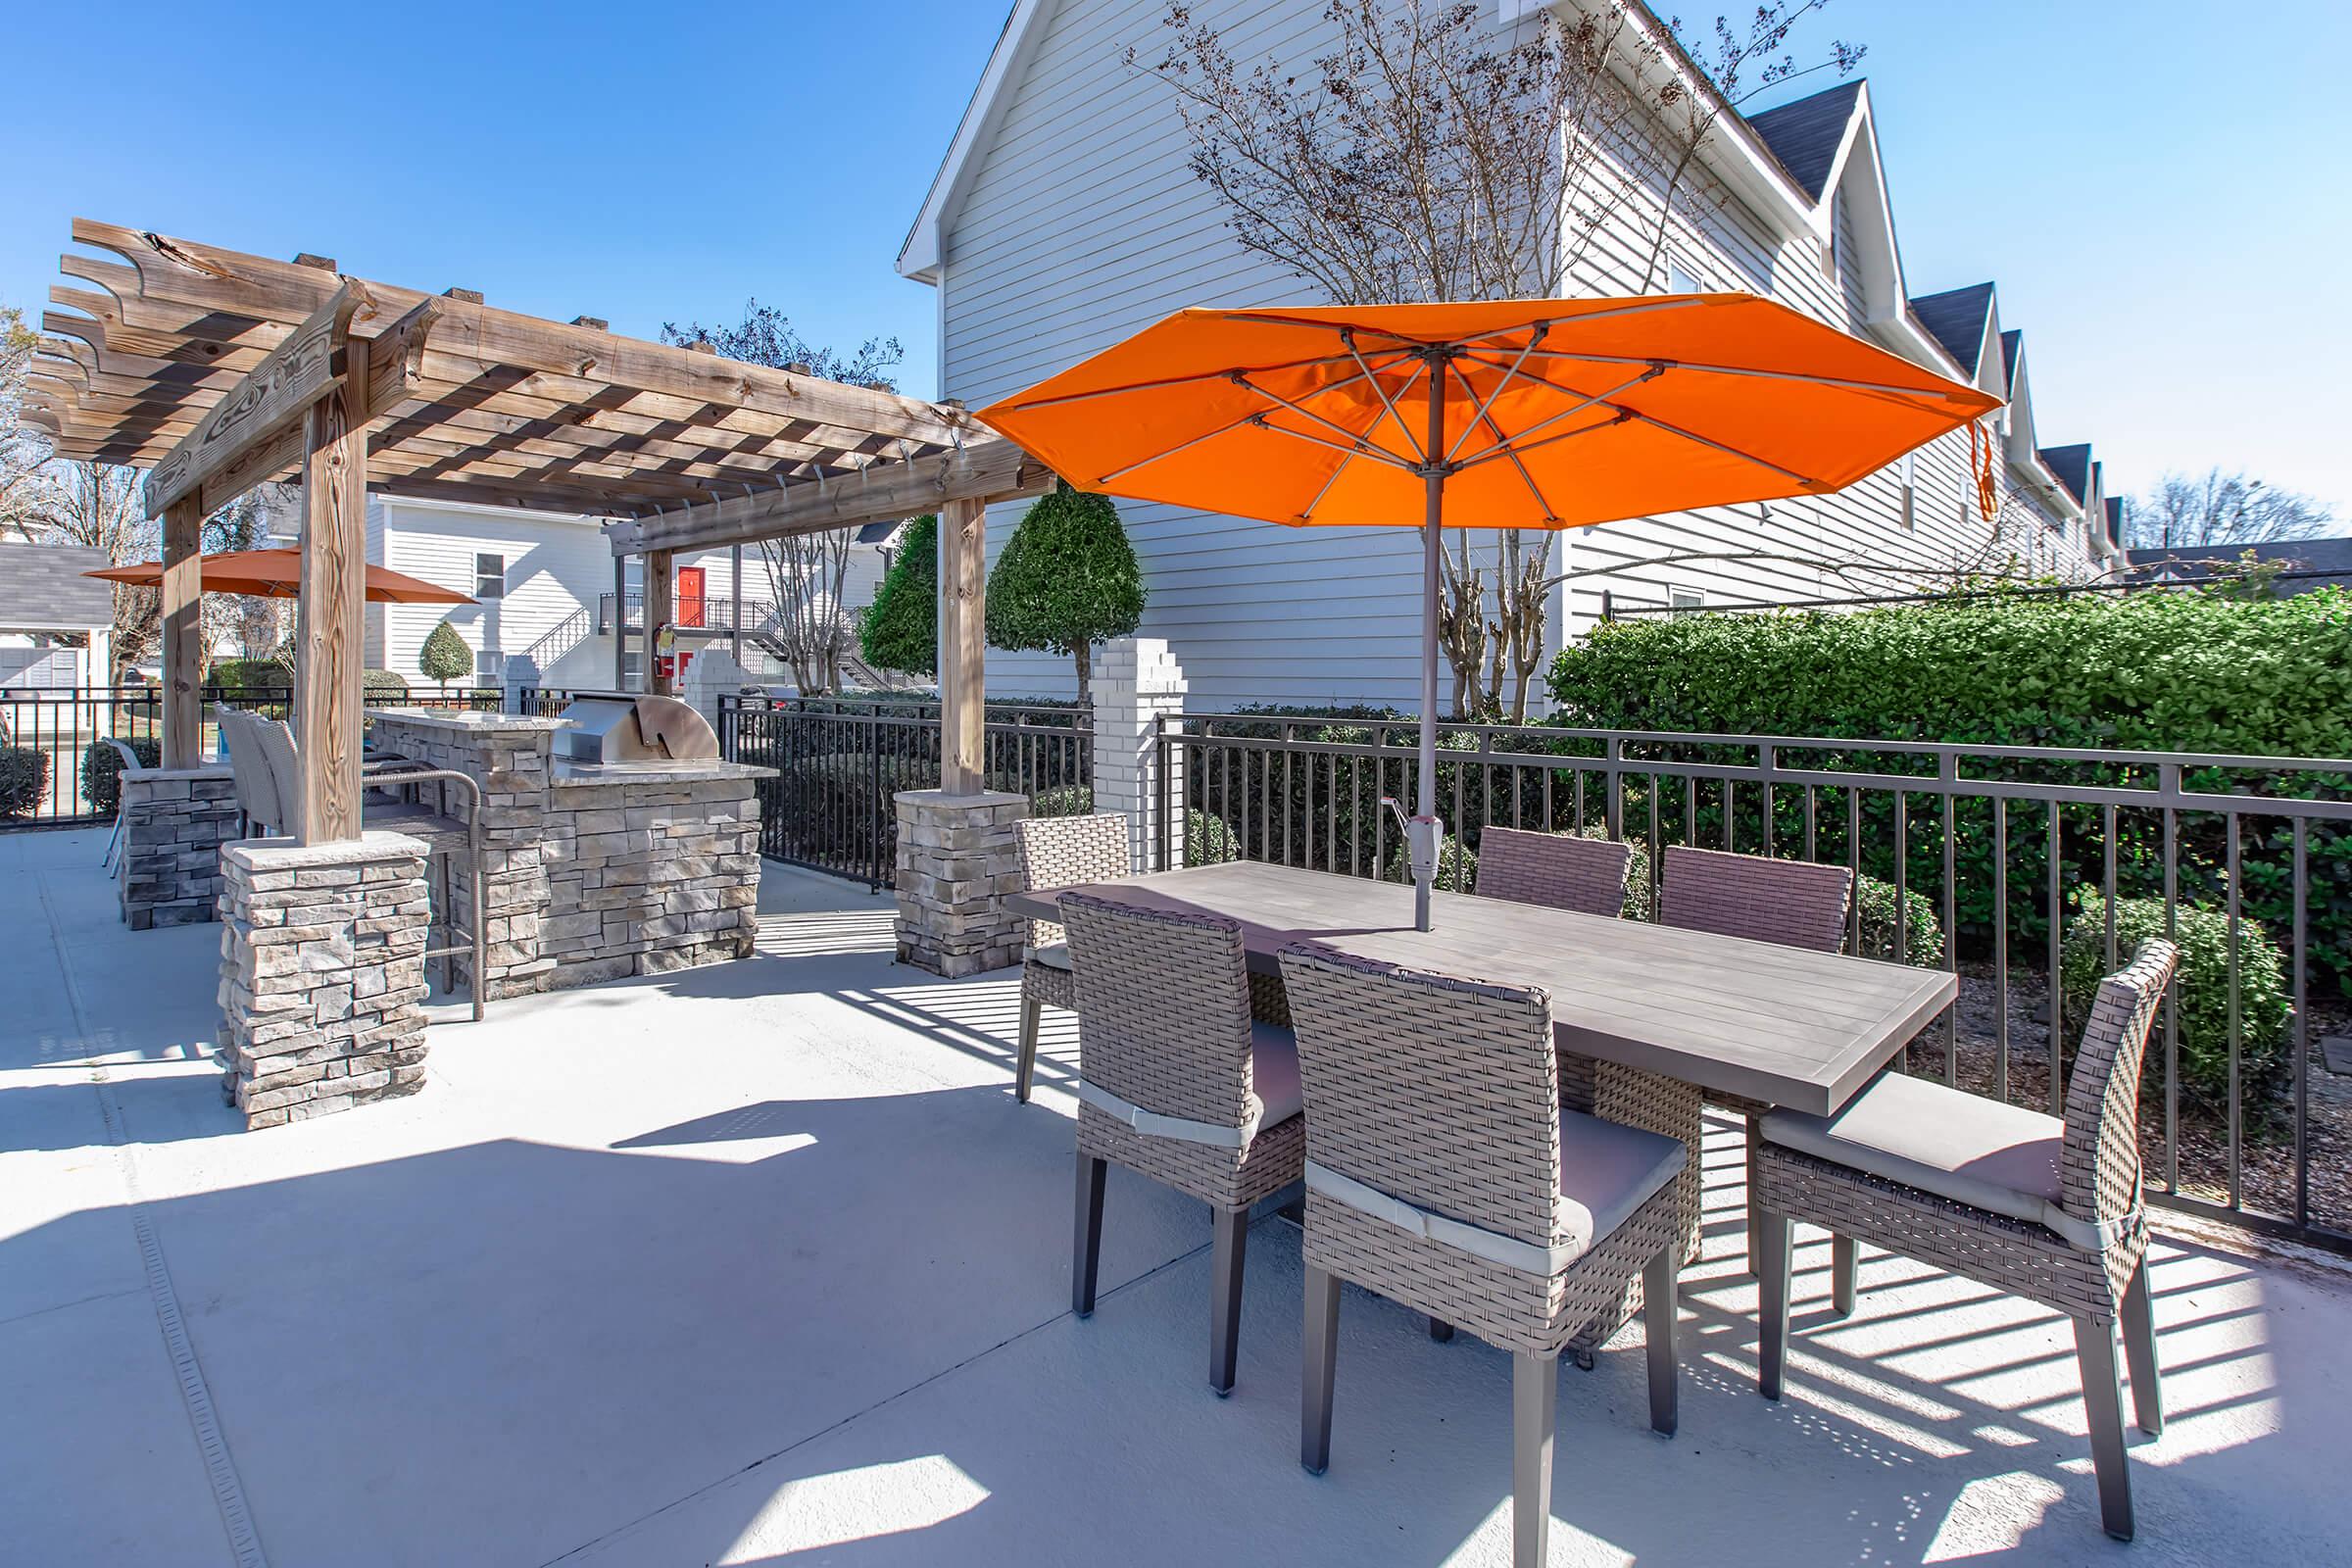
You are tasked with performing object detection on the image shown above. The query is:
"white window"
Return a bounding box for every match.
[1666,252,1703,295]
[1668,586,1705,615]
[1899,453,1917,532]
[474,552,506,600]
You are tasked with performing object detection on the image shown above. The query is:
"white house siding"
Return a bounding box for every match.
[364,498,892,695]
[932,0,2102,708]
[942,0,1434,708]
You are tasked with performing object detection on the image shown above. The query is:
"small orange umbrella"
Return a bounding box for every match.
[980,294,2001,928]
[85,548,473,605]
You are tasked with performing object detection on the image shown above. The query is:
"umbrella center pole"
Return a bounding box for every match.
[1408,346,1455,934]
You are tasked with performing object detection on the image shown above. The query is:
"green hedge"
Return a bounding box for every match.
[2061,892,2292,1119]
[0,747,50,817]
[81,736,162,814]
[1547,588,2352,992]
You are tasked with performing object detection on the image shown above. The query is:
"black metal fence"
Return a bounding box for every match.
[717,695,1090,888]
[0,685,510,827]
[1158,711,2352,1252]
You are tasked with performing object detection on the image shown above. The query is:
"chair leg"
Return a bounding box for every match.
[1757,1208,1792,1400]
[1428,1317,1454,1343]
[1745,1116,1766,1275]
[1643,1243,1680,1437]
[1830,1233,1858,1318]
[1511,1350,1558,1568]
[1301,1264,1340,1474]
[1208,1205,1249,1396]
[1015,994,1044,1102]
[2121,1256,2163,1437]
[1071,1155,1106,1318]
[2074,1314,2135,1542]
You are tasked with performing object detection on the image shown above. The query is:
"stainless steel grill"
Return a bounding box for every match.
[555,691,720,764]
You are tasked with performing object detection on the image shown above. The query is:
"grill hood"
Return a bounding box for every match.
[555,692,720,764]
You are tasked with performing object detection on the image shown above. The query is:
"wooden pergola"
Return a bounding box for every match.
[22,220,1048,842]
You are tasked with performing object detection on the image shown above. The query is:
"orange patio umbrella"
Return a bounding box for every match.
[85,548,473,606]
[979,294,2002,929]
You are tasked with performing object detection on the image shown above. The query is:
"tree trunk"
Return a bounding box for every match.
[1073,641,1093,730]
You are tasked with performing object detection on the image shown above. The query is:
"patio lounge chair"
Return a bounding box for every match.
[1277,944,1686,1568]
[1060,892,1305,1396]
[101,738,143,874]
[1658,846,1854,1282]
[1474,826,1633,917]
[1753,938,2180,1542]
[1010,812,1132,1102]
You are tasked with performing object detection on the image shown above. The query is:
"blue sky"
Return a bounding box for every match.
[7,0,2346,518]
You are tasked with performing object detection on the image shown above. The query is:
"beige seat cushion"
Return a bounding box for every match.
[1026,943,1074,972]
[1250,1021,1303,1127]
[1556,1109,1688,1256]
[1759,1072,2110,1247]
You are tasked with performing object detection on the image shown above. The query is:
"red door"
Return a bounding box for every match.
[675,565,707,628]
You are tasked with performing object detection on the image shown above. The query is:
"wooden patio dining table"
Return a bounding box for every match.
[1010,859,1957,1347]
[1006,859,1956,1119]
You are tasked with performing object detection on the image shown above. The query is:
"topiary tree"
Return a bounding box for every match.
[418,618,473,693]
[985,482,1145,706]
[858,514,938,676]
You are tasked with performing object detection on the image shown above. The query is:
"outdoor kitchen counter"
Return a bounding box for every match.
[363,707,769,997]
[550,758,774,786]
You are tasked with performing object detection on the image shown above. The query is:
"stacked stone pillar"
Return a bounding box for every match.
[1089,637,1188,873]
[216,831,431,1129]
[119,762,241,929]
[894,789,1027,977]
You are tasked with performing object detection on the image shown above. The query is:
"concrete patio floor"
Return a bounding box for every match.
[4,825,2349,1567]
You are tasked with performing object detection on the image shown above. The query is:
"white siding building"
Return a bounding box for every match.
[900,0,2123,709]
[357,497,894,695]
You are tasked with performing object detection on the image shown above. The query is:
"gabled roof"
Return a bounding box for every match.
[2038,443,2091,505]
[855,518,905,546]
[2001,329,2023,387]
[1745,79,1866,201]
[2127,537,2352,592]
[2105,496,2125,542]
[0,541,115,631]
[1907,283,1995,375]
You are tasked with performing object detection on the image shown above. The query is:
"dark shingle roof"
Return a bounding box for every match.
[1744,79,1865,202]
[0,541,116,630]
[855,519,904,546]
[2038,444,2091,504]
[2105,497,2125,544]
[1907,283,1995,375]
[2000,329,2023,387]
[2128,537,2352,594]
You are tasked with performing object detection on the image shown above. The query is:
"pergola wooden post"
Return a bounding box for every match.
[293,335,370,843]
[644,550,675,696]
[158,496,205,769]
[937,498,987,796]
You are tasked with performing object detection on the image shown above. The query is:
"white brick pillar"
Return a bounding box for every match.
[1090,637,1187,872]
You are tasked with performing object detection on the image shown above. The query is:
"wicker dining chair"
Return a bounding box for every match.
[1658,845,1855,1282]
[1465,825,1656,1353]
[1061,892,1305,1396]
[1754,938,2179,1542]
[1278,944,1686,1568]
[1475,826,1635,917]
[1010,813,1133,1102]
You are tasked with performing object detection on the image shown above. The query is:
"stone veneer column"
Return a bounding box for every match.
[216,831,431,1130]
[119,763,241,929]
[894,789,1027,977]
[1089,637,1188,873]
